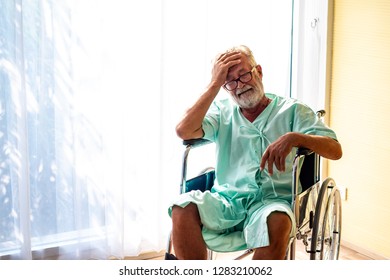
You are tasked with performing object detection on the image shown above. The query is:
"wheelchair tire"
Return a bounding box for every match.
[310,178,342,260]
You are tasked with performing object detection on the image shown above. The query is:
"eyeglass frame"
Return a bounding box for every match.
[223,66,257,91]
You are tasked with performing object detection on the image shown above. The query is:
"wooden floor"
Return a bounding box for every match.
[143,243,374,260]
[215,243,373,260]
[295,243,374,260]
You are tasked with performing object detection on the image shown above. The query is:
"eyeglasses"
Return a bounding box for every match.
[223,67,256,91]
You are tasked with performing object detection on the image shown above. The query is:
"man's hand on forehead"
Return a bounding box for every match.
[218,50,242,63]
[211,51,242,88]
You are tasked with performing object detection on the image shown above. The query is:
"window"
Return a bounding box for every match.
[0,0,328,259]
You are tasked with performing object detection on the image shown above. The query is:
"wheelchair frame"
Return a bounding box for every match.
[166,112,342,260]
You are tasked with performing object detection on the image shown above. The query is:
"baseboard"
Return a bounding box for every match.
[342,240,388,260]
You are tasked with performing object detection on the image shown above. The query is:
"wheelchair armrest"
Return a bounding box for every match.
[183,138,212,148]
[296,147,313,156]
[180,138,214,194]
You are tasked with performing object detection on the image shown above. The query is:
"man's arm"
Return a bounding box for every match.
[175,51,242,140]
[175,83,219,140]
[260,132,342,175]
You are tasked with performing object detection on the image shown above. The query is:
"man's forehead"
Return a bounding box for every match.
[227,59,251,79]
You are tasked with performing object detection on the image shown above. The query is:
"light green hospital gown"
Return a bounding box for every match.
[169,93,338,252]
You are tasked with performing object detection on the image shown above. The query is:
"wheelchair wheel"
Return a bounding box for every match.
[310,178,342,260]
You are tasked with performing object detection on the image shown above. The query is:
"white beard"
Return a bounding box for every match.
[233,86,265,109]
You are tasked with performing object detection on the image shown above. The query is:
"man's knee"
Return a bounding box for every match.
[172,203,201,226]
[253,212,292,260]
[267,211,292,244]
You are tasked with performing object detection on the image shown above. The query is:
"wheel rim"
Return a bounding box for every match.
[321,189,341,259]
[310,178,342,260]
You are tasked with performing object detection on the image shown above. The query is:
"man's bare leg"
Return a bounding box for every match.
[252,212,292,260]
[171,203,207,260]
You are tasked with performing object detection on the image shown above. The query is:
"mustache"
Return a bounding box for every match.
[236,86,252,95]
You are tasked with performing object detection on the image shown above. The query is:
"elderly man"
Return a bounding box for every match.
[169,45,342,260]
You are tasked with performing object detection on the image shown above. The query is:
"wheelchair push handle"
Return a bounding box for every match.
[316,109,326,118]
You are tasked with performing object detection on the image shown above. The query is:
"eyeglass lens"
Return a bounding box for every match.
[225,71,252,90]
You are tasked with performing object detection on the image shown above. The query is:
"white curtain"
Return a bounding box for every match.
[0,0,293,259]
[290,0,331,111]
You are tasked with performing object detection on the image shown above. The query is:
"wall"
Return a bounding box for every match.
[329,0,390,259]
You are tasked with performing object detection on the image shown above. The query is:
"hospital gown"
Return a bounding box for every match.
[169,93,338,252]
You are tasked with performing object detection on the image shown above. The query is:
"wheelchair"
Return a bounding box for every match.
[166,111,342,260]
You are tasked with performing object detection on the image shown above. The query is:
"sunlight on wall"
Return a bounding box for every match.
[330,0,390,258]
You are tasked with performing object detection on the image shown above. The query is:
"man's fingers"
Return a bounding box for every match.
[261,149,275,175]
[267,157,274,175]
[219,51,240,60]
[260,149,268,171]
[217,52,241,66]
[275,156,283,172]
[261,151,287,175]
